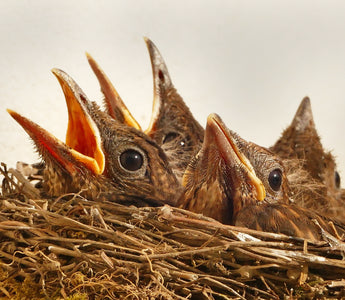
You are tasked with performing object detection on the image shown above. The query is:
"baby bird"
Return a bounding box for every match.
[271,97,344,216]
[86,38,204,182]
[144,38,204,181]
[179,114,345,240]
[16,50,144,188]
[8,69,182,206]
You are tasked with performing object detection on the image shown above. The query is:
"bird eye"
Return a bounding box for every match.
[163,132,186,147]
[268,169,282,191]
[163,132,179,144]
[335,171,341,189]
[119,149,144,171]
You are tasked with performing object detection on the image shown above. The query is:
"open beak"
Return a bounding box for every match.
[143,37,173,135]
[207,114,266,201]
[51,68,105,175]
[86,53,141,130]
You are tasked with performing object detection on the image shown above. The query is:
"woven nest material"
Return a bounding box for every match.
[0,163,345,300]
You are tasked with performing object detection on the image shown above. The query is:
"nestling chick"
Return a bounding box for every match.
[271,97,344,217]
[179,114,345,240]
[8,69,182,206]
[86,38,204,182]
[144,38,204,181]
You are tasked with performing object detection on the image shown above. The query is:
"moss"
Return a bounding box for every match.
[0,272,45,300]
[62,292,89,300]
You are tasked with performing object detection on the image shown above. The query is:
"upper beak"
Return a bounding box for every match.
[206,113,266,201]
[291,96,314,132]
[143,37,173,135]
[51,68,105,175]
[86,52,141,130]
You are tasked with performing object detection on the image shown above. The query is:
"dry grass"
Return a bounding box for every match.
[0,162,345,299]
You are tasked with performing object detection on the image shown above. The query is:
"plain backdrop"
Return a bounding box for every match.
[1,1,345,187]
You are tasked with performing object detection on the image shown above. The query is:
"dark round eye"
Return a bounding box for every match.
[163,132,186,147]
[335,171,341,189]
[268,169,282,191]
[120,149,144,171]
[163,132,179,144]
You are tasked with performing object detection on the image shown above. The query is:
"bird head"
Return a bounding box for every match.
[8,69,182,206]
[143,38,204,181]
[180,113,289,224]
[271,97,342,199]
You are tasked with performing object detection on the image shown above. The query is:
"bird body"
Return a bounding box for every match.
[179,113,345,241]
[236,202,342,240]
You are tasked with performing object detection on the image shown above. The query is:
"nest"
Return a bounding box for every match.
[0,163,345,299]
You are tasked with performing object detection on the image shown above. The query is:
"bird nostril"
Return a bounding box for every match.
[158,69,165,82]
[335,171,341,189]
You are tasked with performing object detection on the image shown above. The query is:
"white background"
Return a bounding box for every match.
[1,1,345,186]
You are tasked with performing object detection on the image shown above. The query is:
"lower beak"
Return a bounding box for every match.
[8,109,80,176]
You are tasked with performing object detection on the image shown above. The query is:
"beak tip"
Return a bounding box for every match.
[206,113,222,129]
[143,37,154,49]
[302,95,310,102]
[207,113,218,122]
[85,51,93,62]
[7,109,19,120]
[51,68,62,79]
